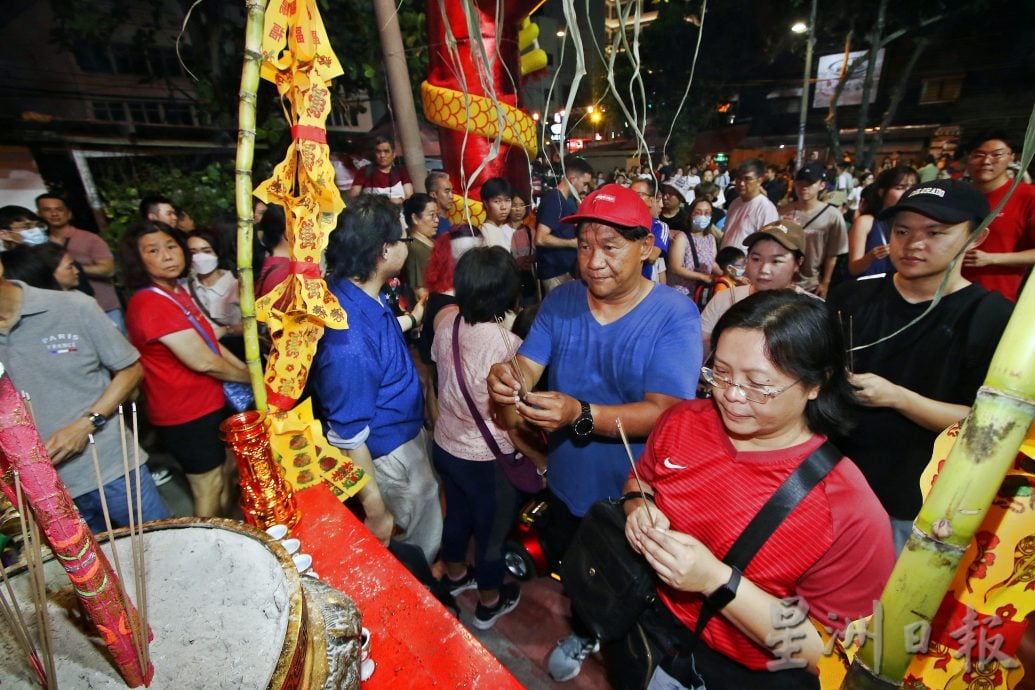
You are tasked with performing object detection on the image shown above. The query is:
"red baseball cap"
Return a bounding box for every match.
[560,184,652,229]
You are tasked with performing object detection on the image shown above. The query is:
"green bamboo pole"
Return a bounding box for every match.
[842,267,1035,689]
[235,0,268,412]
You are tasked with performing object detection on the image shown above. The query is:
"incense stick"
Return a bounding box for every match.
[615,418,655,528]
[0,548,43,686]
[89,433,136,668]
[19,391,35,424]
[493,316,527,402]
[116,404,145,668]
[14,472,53,689]
[130,403,150,671]
[130,403,149,671]
[848,315,855,373]
[26,507,55,688]
[118,417,146,671]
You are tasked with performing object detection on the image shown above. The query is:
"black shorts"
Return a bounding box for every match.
[156,408,227,475]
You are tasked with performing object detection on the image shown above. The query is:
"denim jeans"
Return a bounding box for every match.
[74,468,171,533]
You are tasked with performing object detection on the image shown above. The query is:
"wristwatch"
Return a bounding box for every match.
[571,400,594,436]
[83,411,107,431]
[705,566,742,610]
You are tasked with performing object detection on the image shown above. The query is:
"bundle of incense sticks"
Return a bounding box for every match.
[87,403,152,676]
[493,315,527,402]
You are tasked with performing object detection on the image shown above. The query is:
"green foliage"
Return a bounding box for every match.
[93,158,235,251]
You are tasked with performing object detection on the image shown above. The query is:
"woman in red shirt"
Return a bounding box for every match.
[616,291,894,689]
[122,222,250,517]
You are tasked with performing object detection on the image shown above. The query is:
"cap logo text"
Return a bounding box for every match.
[908,187,946,198]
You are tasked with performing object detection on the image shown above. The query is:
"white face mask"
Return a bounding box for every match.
[192,252,219,275]
[19,226,49,245]
[691,215,711,231]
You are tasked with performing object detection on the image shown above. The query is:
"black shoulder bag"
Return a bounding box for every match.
[561,441,841,646]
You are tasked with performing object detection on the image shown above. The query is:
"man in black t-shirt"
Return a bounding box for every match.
[828,179,1013,552]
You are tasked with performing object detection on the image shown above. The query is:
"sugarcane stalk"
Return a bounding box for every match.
[842,271,1035,688]
[236,0,269,411]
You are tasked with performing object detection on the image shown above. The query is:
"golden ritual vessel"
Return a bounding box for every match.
[221,411,301,530]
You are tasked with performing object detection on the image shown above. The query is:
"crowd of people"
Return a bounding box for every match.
[0,125,1029,687]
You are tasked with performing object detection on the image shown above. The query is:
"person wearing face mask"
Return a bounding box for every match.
[186,230,243,350]
[667,198,719,301]
[0,206,50,249]
[710,247,748,296]
[700,220,818,351]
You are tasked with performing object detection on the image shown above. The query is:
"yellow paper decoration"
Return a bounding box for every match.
[255,0,348,412]
[268,398,368,501]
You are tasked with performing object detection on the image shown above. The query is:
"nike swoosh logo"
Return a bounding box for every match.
[663,457,688,470]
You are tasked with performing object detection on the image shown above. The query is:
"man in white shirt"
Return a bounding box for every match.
[719,159,779,250]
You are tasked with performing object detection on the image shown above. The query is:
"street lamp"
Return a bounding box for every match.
[793,0,816,172]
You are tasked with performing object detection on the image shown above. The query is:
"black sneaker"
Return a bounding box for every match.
[472,582,520,630]
[441,567,477,596]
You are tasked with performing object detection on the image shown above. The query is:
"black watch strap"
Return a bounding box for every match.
[705,566,742,611]
[572,400,594,436]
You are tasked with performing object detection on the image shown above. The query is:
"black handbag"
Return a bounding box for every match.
[559,496,657,642]
[602,441,842,690]
[561,440,842,649]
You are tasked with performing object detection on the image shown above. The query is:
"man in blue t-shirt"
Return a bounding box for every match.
[489,183,701,681]
[535,156,594,294]
[314,196,441,564]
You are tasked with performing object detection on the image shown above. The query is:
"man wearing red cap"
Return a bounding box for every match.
[828,179,1013,552]
[489,183,701,681]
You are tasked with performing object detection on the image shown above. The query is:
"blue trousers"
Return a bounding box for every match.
[74,469,171,533]
[432,442,520,592]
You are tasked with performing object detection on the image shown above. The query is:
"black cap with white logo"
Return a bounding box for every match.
[878,179,990,225]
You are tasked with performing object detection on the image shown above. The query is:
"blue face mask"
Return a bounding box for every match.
[691,215,711,231]
[19,226,49,245]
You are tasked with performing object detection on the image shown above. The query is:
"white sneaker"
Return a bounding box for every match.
[547,632,599,682]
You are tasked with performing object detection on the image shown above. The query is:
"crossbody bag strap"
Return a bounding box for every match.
[145,286,220,355]
[450,315,507,460]
[686,231,700,269]
[801,204,834,231]
[186,278,218,324]
[690,440,843,641]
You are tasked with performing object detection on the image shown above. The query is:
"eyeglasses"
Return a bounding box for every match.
[968,149,1010,162]
[701,367,799,404]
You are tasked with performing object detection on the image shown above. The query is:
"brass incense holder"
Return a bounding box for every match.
[221,411,301,530]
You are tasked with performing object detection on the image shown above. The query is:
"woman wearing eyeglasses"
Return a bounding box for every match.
[611,290,895,690]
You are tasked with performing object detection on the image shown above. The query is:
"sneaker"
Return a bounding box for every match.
[150,468,172,487]
[440,567,478,596]
[547,633,600,682]
[472,582,520,630]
